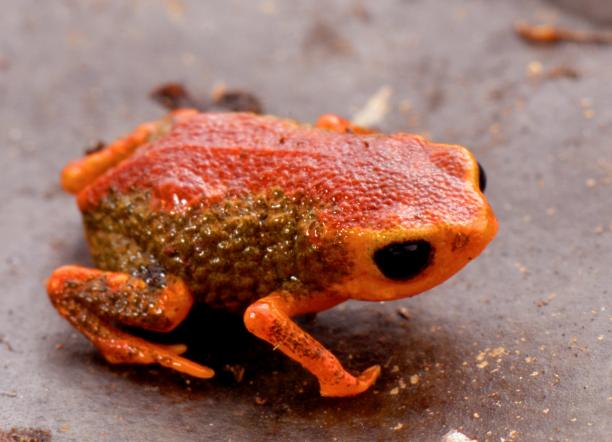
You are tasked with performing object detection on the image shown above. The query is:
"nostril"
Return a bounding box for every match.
[373,240,433,280]
[477,162,487,193]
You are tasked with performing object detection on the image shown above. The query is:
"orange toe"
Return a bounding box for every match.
[319,364,381,397]
[156,353,215,379]
[157,343,188,355]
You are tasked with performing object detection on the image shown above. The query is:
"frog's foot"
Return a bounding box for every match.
[244,292,380,397]
[315,114,375,135]
[93,331,213,379]
[47,265,214,379]
[60,109,198,194]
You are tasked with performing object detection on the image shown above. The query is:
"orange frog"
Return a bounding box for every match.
[48,110,497,397]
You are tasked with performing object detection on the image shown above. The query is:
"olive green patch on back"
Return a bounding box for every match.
[83,190,352,311]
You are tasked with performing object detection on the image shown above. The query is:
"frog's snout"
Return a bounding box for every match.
[372,240,433,281]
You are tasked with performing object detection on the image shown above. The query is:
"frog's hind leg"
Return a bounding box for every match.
[60,109,198,194]
[47,265,214,378]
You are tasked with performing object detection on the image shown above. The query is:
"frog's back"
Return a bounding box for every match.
[78,112,486,311]
[77,112,473,231]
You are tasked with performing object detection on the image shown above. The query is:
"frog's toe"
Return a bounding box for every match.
[319,364,381,397]
[155,352,215,379]
[157,343,188,355]
[97,335,214,379]
[154,344,217,378]
[358,365,381,388]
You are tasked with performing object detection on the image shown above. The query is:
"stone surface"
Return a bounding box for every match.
[0,1,610,441]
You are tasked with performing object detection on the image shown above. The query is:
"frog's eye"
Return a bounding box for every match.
[373,240,433,280]
[477,161,487,193]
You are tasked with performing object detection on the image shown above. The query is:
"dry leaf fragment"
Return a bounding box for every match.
[515,22,612,45]
[352,86,392,127]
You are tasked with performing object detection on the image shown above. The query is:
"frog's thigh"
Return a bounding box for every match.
[47,265,213,378]
[60,122,156,194]
[60,109,198,194]
[244,292,381,397]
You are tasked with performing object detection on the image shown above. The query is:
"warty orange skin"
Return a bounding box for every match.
[48,110,497,397]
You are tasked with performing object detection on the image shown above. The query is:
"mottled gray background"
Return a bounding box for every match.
[0,1,610,441]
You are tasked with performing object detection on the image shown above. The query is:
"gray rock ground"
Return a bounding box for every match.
[0,1,610,440]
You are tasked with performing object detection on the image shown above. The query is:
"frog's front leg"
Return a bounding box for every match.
[244,292,381,397]
[47,265,214,378]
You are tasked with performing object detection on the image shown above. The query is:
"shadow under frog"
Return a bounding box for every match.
[54,300,468,425]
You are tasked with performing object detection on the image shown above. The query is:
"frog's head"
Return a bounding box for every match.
[334,142,498,301]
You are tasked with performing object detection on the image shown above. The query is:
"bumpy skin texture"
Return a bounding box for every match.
[83,189,350,312]
[48,111,497,397]
[77,112,484,230]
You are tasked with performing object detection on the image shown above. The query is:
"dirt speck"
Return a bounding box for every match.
[0,335,14,352]
[396,307,411,320]
[546,65,580,80]
[536,293,557,307]
[84,141,106,156]
[165,0,185,21]
[150,82,206,111]
[351,2,371,23]
[515,21,612,45]
[151,82,263,114]
[440,429,477,442]
[223,364,245,382]
[0,428,52,442]
[302,20,353,57]
[526,60,543,78]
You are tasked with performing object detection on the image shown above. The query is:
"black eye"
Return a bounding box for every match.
[477,162,487,193]
[373,240,433,281]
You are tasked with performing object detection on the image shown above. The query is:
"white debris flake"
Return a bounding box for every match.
[440,429,478,442]
[352,85,392,127]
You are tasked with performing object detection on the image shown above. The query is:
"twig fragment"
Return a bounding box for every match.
[515,22,612,45]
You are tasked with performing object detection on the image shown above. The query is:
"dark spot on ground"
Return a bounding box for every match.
[302,20,353,57]
[150,82,263,114]
[350,2,371,23]
[84,140,106,156]
[150,82,207,111]
[0,335,14,352]
[208,90,263,114]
